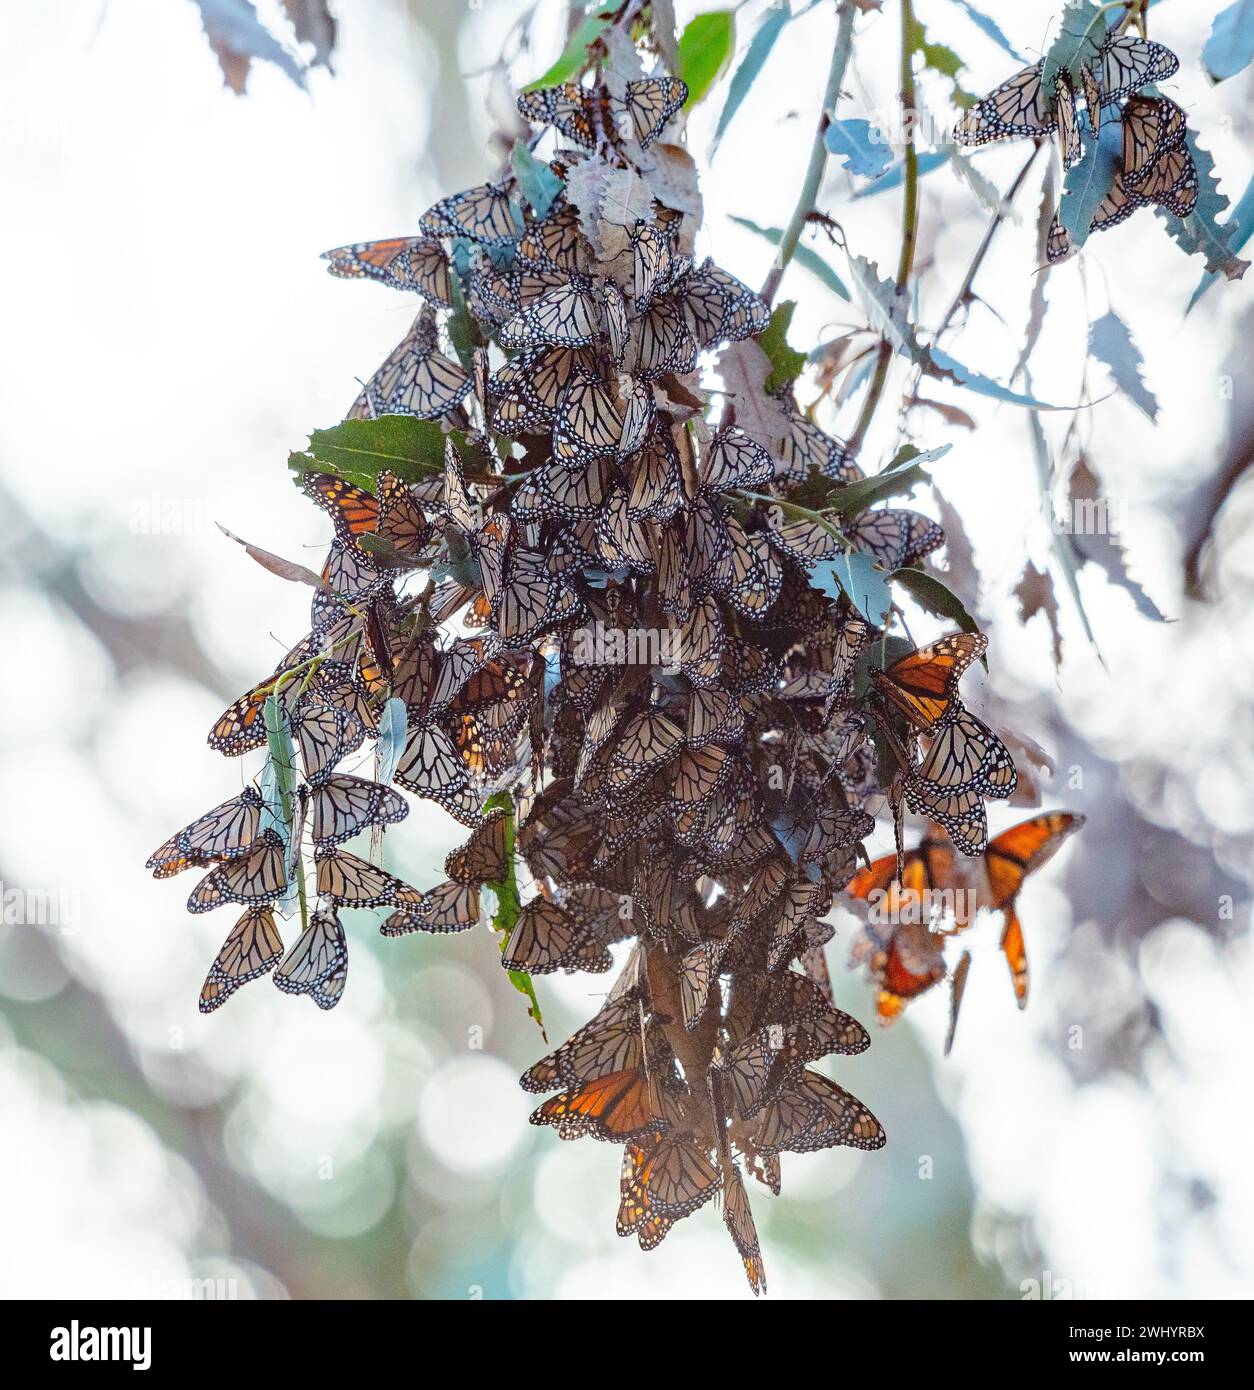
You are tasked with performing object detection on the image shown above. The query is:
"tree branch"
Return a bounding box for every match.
[759,0,858,308]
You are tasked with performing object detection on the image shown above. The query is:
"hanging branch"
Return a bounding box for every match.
[759,0,858,308]
[846,0,919,457]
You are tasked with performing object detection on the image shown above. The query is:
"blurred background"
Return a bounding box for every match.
[1,0,1250,1300]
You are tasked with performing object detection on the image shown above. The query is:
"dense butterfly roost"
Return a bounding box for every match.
[146,19,1101,1293]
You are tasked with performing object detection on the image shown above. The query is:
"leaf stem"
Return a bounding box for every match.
[847,0,919,457]
[758,0,858,308]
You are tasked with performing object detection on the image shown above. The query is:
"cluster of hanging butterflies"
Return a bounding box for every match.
[153,59,1079,1292]
[953,27,1196,261]
[846,812,1084,1043]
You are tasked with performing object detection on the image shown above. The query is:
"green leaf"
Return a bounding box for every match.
[289,416,447,490]
[482,791,545,1037]
[1057,120,1121,250]
[758,301,807,392]
[524,4,615,89]
[677,10,736,107]
[1203,0,1254,82]
[1088,311,1158,422]
[852,150,949,197]
[907,14,976,108]
[812,548,893,625]
[1187,171,1254,311]
[263,694,306,928]
[729,215,849,299]
[824,118,895,178]
[444,269,477,372]
[375,698,408,786]
[1156,129,1252,282]
[713,2,792,151]
[891,568,981,635]
[929,348,1069,409]
[825,443,951,514]
[1042,0,1108,89]
[511,140,563,219]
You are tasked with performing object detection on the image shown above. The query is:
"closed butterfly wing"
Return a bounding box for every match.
[722,1164,767,1296]
[502,897,612,975]
[199,906,285,1013]
[616,77,687,148]
[321,235,453,307]
[419,178,519,245]
[185,830,287,914]
[315,848,424,908]
[913,707,1017,799]
[310,774,408,848]
[955,62,1056,145]
[274,906,348,1008]
[444,807,509,884]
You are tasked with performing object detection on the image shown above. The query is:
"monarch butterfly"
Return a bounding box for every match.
[626,430,683,520]
[186,829,287,914]
[617,377,654,461]
[982,811,1085,1006]
[764,516,842,567]
[529,1066,668,1143]
[501,897,613,975]
[870,631,987,732]
[630,219,685,312]
[349,308,471,422]
[796,804,875,865]
[849,903,950,1023]
[295,704,365,784]
[314,847,425,908]
[516,82,601,150]
[618,77,688,148]
[394,720,473,806]
[617,1141,676,1251]
[381,878,481,936]
[274,906,347,1010]
[309,774,408,848]
[520,996,645,1094]
[1055,72,1082,169]
[311,540,381,632]
[419,178,519,245]
[954,61,1057,147]
[443,806,509,885]
[499,275,602,350]
[684,686,743,748]
[199,906,285,1013]
[515,204,587,275]
[634,297,698,379]
[903,774,988,855]
[912,706,1018,800]
[600,278,629,367]
[1080,61,1103,135]
[617,1132,719,1241]
[321,236,452,307]
[1096,32,1179,103]
[608,709,684,782]
[524,346,605,426]
[552,367,622,465]
[671,742,732,808]
[699,427,774,494]
[772,389,857,483]
[304,473,381,550]
[845,507,944,572]
[147,786,265,877]
[372,471,434,566]
[721,1164,767,1296]
[1122,95,1187,187]
[594,485,658,573]
[1136,141,1198,218]
[754,1068,885,1155]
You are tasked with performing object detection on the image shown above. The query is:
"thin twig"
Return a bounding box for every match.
[759,0,858,308]
[846,0,919,457]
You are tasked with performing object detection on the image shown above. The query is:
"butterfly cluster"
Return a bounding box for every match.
[847,812,1084,1031]
[953,28,1197,261]
[152,59,1077,1293]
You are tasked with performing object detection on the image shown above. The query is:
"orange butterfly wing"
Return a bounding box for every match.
[982,811,1083,908]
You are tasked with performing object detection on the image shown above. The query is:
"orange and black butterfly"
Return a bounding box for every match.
[871,631,986,732]
[199,906,285,1013]
[616,1131,719,1252]
[981,811,1085,1008]
[530,1066,669,1144]
[321,236,453,307]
